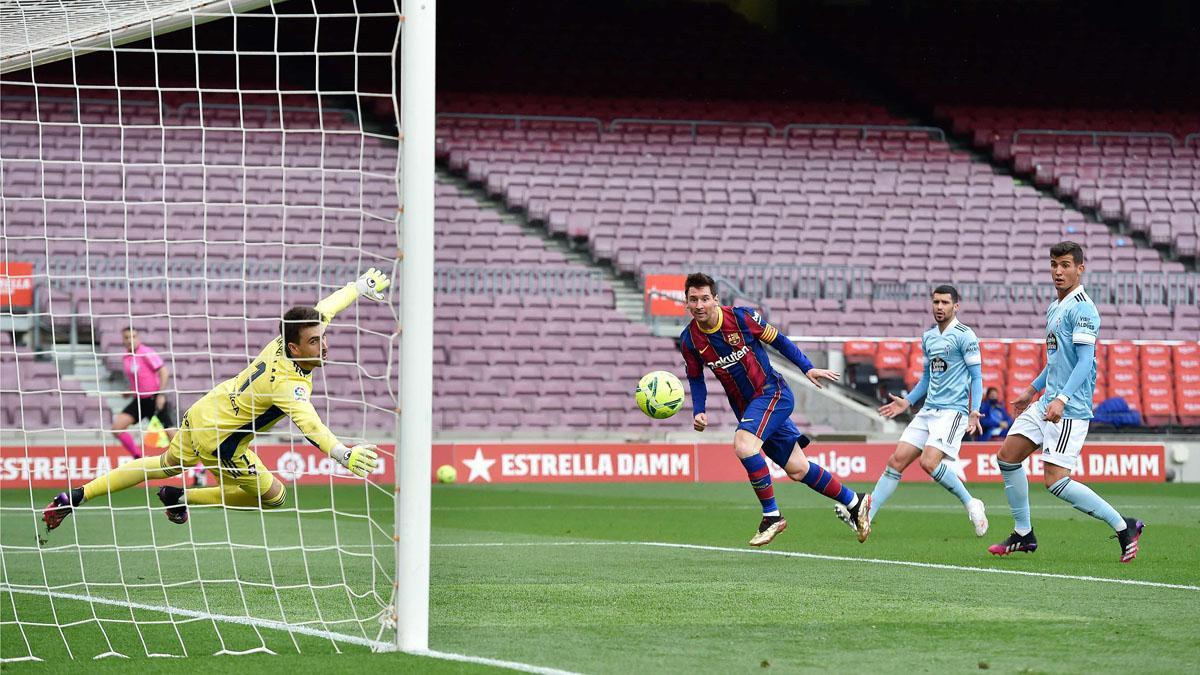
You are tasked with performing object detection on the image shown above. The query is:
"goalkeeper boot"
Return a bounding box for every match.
[749,515,787,547]
[42,490,78,531]
[157,486,188,524]
[845,492,873,543]
[987,530,1038,556]
[1113,517,1144,563]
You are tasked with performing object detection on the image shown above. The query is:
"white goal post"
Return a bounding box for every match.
[0,0,433,660]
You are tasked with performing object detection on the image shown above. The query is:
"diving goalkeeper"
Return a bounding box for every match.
[43,269,391,530]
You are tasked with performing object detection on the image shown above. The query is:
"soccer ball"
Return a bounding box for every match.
[635,370,685,419]
[436,464,457,484]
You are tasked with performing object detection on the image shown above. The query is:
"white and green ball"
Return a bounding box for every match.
[635,370,685,419]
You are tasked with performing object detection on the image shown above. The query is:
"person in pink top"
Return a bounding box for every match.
[115,327,207,486]
[114,327,175,458]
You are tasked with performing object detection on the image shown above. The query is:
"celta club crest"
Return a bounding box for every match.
[726,332,741,346]
[1047,333,1059,352]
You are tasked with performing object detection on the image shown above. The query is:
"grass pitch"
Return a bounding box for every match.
[3,480,1198,673]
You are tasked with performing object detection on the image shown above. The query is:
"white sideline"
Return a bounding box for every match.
[432,541,1200,592]
[0,585,580,674]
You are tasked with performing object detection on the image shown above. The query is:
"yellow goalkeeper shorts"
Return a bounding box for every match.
[168,411,275,496]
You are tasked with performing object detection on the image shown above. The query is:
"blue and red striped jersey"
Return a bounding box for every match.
[679,306,788,416]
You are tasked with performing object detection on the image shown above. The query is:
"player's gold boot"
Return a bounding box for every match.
[749,515,787,547]
[846,493,872,543]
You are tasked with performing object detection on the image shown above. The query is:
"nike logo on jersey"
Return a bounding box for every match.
[740,418,755,423]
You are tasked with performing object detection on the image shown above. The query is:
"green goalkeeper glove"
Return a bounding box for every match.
[356,268,391,301]
[332,443,380,478]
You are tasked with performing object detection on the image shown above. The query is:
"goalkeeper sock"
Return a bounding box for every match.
[116,431,141,458]
[1048,477,1125,531]
[998,460,1032,535]
[799,462,855,506]
[930,461,973,505]
[740,454,778,516]
[81,454,174,502]
[186,486,279,508]
[868,466,903,520]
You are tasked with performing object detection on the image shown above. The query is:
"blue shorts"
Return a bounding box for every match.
[737,386,810,468]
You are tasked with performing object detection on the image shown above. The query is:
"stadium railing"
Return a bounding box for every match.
[433,265,607,296]
[609,118,776,140]
[438,112,950,142]
[1011,129,1179,147]
[437,112,604,133]
[783,123,946,142]
[645,264,1198,309]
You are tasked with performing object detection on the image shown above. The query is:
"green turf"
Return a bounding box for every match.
[3,481,1198,673]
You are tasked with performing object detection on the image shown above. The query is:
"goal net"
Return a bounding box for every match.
[0,0,405,661]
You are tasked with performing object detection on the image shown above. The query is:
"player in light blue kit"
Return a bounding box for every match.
[988,242,1144,562]
[838,285,989,536]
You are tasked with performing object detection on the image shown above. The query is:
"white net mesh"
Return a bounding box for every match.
[0,0,402,661]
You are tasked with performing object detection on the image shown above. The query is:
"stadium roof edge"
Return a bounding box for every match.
[0,0,279,75]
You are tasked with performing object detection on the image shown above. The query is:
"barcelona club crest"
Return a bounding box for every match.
[726,332,741,347]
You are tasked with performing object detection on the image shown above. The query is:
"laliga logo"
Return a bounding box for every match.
[276,451,306,481]
[276,449,386,480]
[809,450,867,478]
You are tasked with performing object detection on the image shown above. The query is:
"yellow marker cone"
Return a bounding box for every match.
[143,416,169,450]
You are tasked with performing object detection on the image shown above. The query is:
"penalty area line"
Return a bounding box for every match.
[432,541,1200,592]
[0,585,581,674]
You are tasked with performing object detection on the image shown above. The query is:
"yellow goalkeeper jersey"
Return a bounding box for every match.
[183,284,360,460]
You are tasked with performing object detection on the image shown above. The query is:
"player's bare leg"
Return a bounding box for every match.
[784,446,871,543]
[733,430,786,546]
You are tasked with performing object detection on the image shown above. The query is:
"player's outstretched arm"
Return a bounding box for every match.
[881,360,927,418]
[314,268,392,323]
[765,329,841,388]
[274,381,379,477]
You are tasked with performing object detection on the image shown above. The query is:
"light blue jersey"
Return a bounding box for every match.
[1042,285,1100,420]
[920,318,982,415]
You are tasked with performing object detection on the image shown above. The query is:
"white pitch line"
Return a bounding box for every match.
[0,584,387,649]
[0,586,581,675]
[431,541,1200,592]
[411,649,581,675]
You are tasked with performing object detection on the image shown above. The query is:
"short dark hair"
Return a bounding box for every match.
[281,306,322,357]
[685,272,717,297]
[121,326,136,335]
[1050,241,1084,264]
[931,284,959,303]
[986,387,999,397]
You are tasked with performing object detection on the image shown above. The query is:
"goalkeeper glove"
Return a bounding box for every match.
[356,268,391,301]
[332,443,380,478]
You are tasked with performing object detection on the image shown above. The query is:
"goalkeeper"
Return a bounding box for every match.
[43,269,391,530]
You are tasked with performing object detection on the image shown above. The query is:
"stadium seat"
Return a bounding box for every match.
[1007,341,1043,372]
[843,340,877,365]
[1107,341,1139,375]
[904,356,924,390]
[1141,385,1175,426]
[874,340,910,378]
